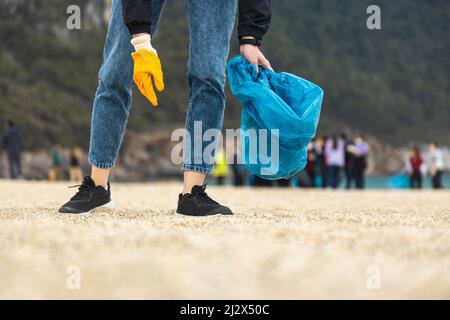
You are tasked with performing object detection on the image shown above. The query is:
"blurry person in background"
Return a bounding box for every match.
[342,134,355,189]
[306,140,317,187]
[212,148,228,186]
[314,136,327,188]
[2,120,23,179]
[427,142,444,189]
[277,178,291,187]
[407,146,425,189]
[353,135,369,189]
[231,144,246,186]
[231,162,245,186]
[252,175,272,187]
[49,144,63,181]
[325,134,345,189]
[69,147,84,182]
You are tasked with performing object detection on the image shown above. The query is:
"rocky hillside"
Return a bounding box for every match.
[0,0,448,158]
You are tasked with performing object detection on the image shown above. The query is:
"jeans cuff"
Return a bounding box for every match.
[89,157,115,169]
[182,164,213,175]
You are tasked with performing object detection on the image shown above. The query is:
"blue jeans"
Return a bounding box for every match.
[89,0,237,175]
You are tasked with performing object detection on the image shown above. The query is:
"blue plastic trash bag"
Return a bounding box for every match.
[227,55,323,180]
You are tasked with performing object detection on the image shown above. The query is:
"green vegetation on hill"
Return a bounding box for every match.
[0,0,448,150]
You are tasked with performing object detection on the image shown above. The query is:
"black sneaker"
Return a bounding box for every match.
[58,176,114,214]
[176,185,233,216]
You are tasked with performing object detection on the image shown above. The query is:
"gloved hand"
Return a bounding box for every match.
[131,34,164,107]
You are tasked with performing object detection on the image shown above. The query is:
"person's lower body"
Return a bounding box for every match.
[233,177,243,186]
[410,172,422,189]
[53,166,62,181]
[327,165,341,189]
[253,176,272,187]
[306,170,316,188]
[216,176,225,186]
[7,152,21,179]
[69,167,84,182]
[278,179,291,187]
[321,166,328,188]
[354,169,365,189]
[432,170,443,189]
[345,167,353,189]
[232,165,244,186]
[60,0,236,215]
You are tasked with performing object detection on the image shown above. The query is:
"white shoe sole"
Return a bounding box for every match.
[101,200,115,209]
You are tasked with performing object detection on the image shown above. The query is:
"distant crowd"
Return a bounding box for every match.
[48,144,84,182]
[406,143,445,189]
[213,134,370,189]
[213,135,447,190]
[1,120,84,181]
[2,120,447,189]
[305,134,369,189]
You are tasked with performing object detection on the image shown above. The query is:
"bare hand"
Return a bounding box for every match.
[240,44,273,73]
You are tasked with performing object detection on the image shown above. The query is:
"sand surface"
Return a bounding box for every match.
[0,180,449,299]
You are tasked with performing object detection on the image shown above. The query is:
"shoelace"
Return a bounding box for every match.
[68,180,92,201]
[194,186,219,205]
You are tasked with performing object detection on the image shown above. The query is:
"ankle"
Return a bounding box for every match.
[182,186,193,195]
[183,171,206,195]
[92,179,107,189]
[91,166,110,189]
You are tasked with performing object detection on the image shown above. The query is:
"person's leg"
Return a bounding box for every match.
[15,153,22,177]
[436,170,443,189]
[54,166,62,181]
[182,0,237,194]
[336,167,342,188]
[12,155,19,179]
[358,170,365,189]
[355,169,362,189]
[69,167,76,181]
[335,167,340,188]
[327,166,333,188]
[89,0,166,187]
[418,173,422,189]
[88,0,133,187]
[59,0,166,213]
[307,170,316,188]
[329,166,336,188]
[413,172,420,189]
[345,167,351,189]
[357,170,364,189]
[432,173,437,189]
[328,166,336,188]
[279,179,291,187]
[321,166,328,188]
[414,172,420,188]
[76,167,83,182]
[350,168,355,188]
[69,168,74,181]
[7,153,15,179]
[311,171,316,188]
[432,171,442,189]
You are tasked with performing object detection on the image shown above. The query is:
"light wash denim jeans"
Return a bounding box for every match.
[89,0,237,175]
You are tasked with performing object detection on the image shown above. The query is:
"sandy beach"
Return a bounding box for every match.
[0,180,449,299]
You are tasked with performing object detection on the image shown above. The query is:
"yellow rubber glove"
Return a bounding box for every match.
[131,34,164,107]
